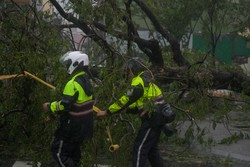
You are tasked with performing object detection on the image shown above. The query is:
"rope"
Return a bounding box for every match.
[23,71,56,89]
[0,71,56,90]
[106,125,113,145]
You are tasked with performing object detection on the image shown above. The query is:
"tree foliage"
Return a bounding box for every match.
[1,0,250,166]
[0,1,70,165]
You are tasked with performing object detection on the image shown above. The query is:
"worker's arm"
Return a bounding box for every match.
[44,80,78,113]
[97,84,143,117]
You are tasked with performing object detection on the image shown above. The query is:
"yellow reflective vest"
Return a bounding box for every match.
[50,71,93,114]
[108,72,163,114]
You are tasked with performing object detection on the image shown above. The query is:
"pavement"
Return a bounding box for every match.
[3,111,250,167]
[177,110,250,166]
[180,121,250,160]
[12,161,41,167]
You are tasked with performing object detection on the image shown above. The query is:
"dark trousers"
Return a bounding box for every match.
[51,138,81,167]
[132,125,165,167]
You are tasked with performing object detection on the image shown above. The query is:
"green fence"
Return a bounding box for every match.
[192,33,250,64]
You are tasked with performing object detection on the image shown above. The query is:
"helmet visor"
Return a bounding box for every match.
[59,52,72,69]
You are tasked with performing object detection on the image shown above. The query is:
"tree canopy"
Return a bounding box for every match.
[0,0,250,166]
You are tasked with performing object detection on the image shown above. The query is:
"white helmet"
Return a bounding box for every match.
[60,51,89,74]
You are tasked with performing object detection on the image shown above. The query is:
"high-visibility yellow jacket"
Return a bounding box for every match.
[108,71,164,115]
[49,71,94,141]
[50,71,94,115]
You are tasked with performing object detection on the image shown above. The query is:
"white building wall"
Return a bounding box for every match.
[240,58,250,76]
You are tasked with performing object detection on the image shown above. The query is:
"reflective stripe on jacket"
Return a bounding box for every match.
[50,71,93,114]
[108,72,163,114]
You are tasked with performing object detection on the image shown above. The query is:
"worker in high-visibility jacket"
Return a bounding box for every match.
[97,57,175,167]
[43,51,94,167]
